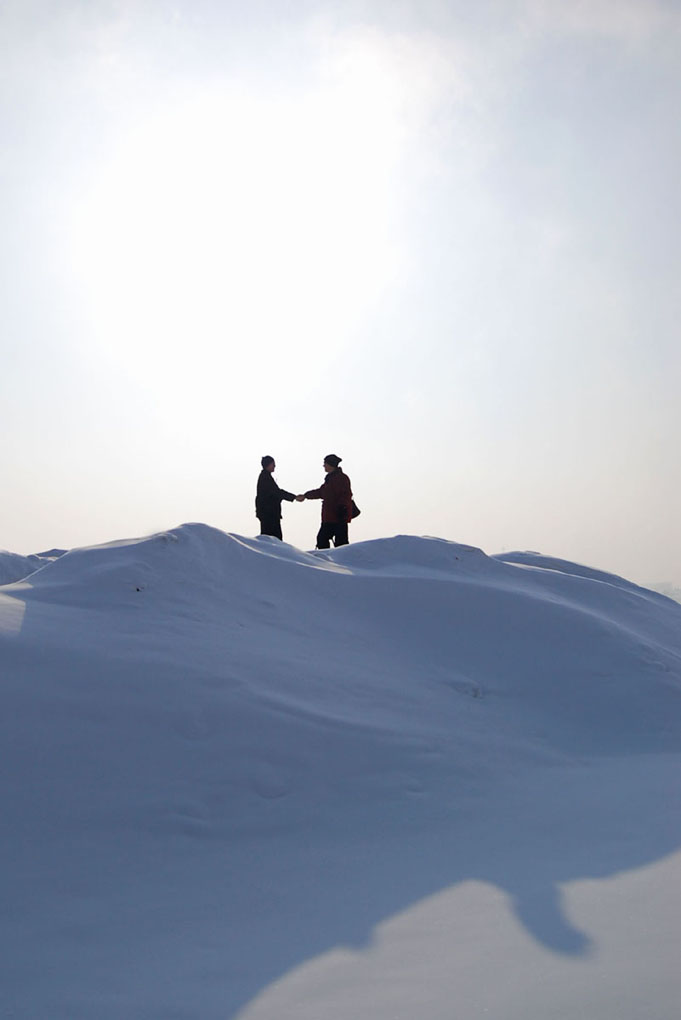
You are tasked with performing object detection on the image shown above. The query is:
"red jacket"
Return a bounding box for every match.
[305,468,353,523]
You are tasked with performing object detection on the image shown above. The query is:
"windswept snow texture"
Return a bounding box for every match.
[1,525,680,1020]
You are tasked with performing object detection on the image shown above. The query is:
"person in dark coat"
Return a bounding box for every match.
[299,454,353,549]
[256,456,296,540]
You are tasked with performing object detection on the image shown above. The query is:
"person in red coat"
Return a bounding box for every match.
[298,454,353,549]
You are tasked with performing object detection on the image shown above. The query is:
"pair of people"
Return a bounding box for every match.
[256,454,354,549]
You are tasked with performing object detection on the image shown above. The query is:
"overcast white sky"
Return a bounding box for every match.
[1,0,679,584]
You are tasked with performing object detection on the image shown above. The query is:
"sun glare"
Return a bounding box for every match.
[68,65,408,404]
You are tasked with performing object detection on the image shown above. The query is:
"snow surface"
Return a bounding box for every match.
[0,548,64,586]
[1,524,679,1019]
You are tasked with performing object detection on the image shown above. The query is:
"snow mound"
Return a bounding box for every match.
[1,524,680,1019]
[320,533,501,578]
[494,549,670,601]
[4,523,679,749]
[12,523,338,601]
[0,548,62,585]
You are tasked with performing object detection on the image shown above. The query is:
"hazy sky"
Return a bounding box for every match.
[2,0,679,584]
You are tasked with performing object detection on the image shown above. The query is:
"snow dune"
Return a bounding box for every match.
[1,524,679,1019]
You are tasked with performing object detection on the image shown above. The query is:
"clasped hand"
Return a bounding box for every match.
[295,494,305,502]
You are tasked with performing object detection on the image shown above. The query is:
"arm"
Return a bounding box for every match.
[255,472,270,515]
[304,486,325,499]
[339,474,352,500]
[336,474,353,521]
[270,474,295,501]
[264,474,293,501]
[256,473,268,499]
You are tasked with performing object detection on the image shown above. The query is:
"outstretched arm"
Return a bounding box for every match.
[304,486,325,499]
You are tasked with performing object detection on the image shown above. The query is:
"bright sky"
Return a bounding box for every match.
[1,0,679,585]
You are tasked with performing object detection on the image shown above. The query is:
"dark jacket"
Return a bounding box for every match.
[304,468,353,524]
[256,470,295,521]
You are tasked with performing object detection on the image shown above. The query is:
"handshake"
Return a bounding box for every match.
[295,494,306,502]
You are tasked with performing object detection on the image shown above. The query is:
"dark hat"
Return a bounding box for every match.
[324,454,342,467]
[261,455,274,468]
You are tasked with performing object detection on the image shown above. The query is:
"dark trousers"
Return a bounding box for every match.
[259,516,282,540]
[316,522,349,549]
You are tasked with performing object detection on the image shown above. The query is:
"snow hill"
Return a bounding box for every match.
[1,524,679,1020]
[0,547,64,586]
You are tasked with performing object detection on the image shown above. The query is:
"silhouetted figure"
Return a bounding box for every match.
[301,454,353,549]
[256,456,296,541]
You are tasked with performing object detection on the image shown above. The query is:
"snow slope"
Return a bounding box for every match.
[1,524,679,1019]
[0,548,64,586]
